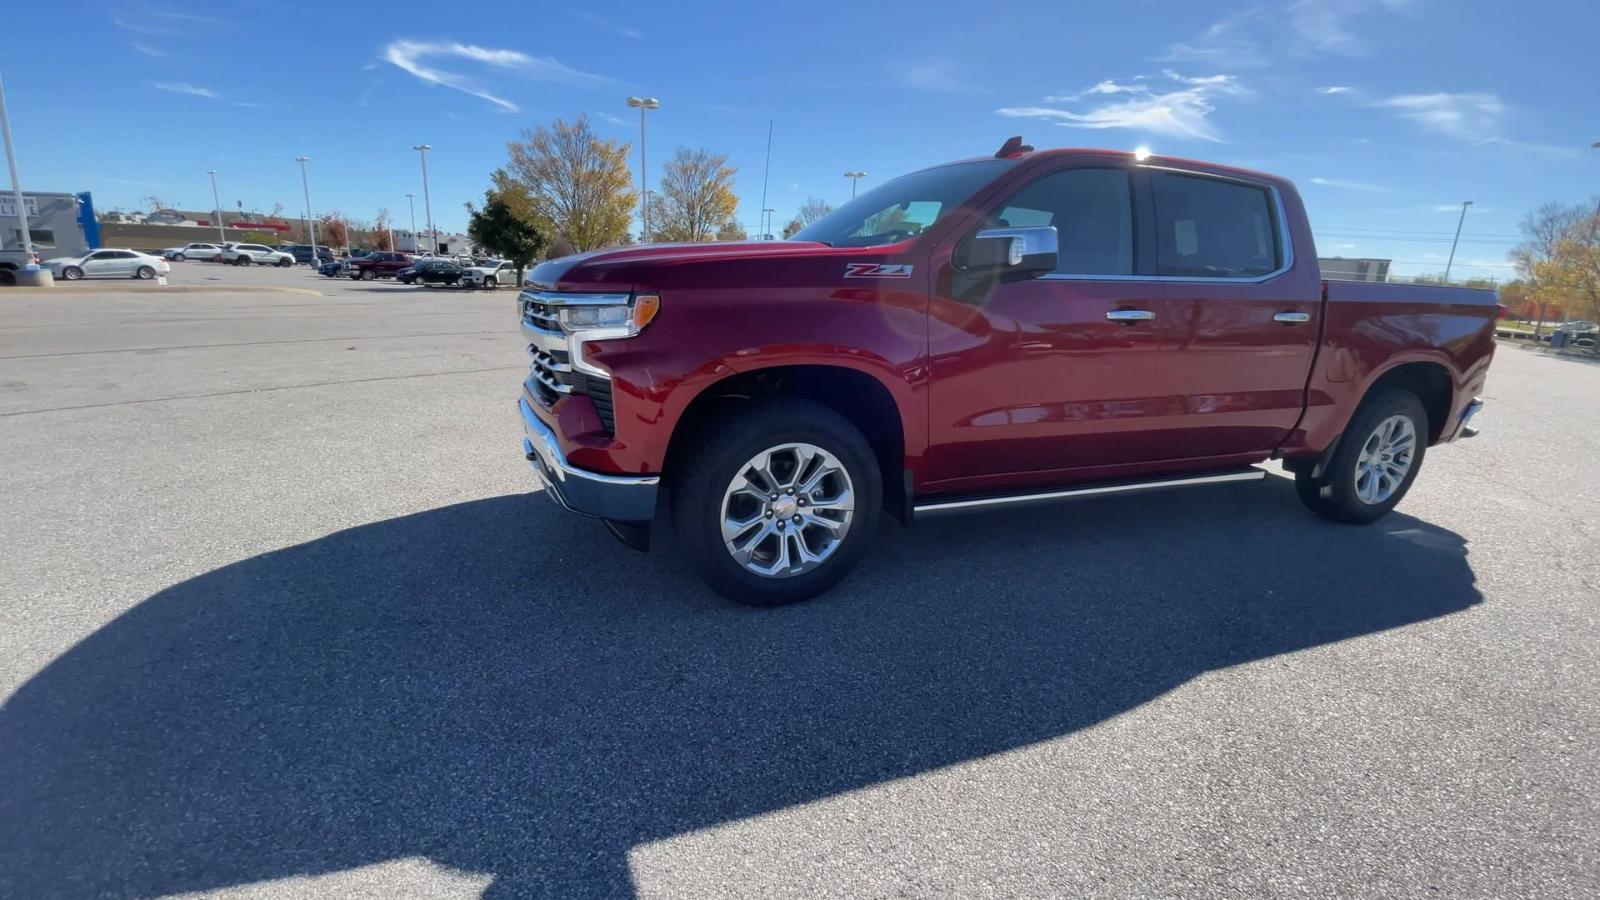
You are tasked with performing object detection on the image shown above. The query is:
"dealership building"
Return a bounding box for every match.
[2,192,99,259]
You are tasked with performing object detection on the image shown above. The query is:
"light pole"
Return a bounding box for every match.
[763,208,776,240]
[844,171,866,199]
[294,156,317,264]
[206,169,225,243]
[405,192,416,251]
[1443,200,1473,283]
[0,67,35,260]
[626,96,659,241]
[413,144,435,254]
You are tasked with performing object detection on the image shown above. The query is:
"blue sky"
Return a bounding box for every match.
[9,0,1597,279]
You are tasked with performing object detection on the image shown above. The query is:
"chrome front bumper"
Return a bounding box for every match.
[518,396,658,521]
[1455,397,1484,439]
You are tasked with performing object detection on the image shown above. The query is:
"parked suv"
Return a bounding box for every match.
[282,244,336,265]
[515,137,1499,606]
[460,259,516,289]
[348,251,414,280]
[222,243,294,266]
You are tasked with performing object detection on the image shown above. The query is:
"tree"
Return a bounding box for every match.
[318,211,350,250]
[373,208,393,250]
[781,217,804,239]
[466,186,550,278]
[716,220,747,241]
[1513,200,1600,329]
[499,115,634,252]
[651,147,739,243]
[796,196,833,227]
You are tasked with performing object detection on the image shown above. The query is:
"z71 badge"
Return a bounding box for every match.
[844,263,914,278]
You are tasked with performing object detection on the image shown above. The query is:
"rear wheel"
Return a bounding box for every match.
[673,399,882,606]
[1295,389,1428,524]
[135,265,156,279]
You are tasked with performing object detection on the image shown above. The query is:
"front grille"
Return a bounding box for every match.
[521,296,561,332]
[574,373,616,433]
[520,291,619,436]
[527,345,573,407]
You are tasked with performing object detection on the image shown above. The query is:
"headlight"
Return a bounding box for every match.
[557,293,660,335]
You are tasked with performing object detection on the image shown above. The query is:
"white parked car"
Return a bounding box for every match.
[44,249,171,281]
[221,243,294,267]
[459,259,517,289]
[161,242,223,261]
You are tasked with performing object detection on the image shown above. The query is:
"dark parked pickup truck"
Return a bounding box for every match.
[516,138,1498,606]
[348,250,413,280]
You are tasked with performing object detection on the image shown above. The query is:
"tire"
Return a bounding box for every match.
[673,398,882,606]
[483,277,497,291]
[173,253,186,262]
[0,267,15,287]
[62,266,83,280]
[277,257,291,267]
[135,266,156,279]
[1295,389,1428,524]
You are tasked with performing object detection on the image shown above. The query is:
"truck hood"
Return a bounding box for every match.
[527,240,832,290]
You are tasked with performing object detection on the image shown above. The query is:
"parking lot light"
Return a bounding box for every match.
[0,67,35,259]
[295,156,317,264]
[413,145,435,255]
[206,170,224,243]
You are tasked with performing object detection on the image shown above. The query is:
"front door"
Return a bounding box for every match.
[924,162,1182,495]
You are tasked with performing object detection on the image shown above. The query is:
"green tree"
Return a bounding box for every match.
[716,220,747,241]
[466,185,550,279]
[781,217,804,239]
[652,147,739,243]
[500,115,635,252]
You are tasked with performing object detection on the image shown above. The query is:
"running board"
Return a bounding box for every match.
[912,468,1266,519]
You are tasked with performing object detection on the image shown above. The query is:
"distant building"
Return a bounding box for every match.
[2,192,98,258]
[1318,257,1392,282]
[393,229,474,256]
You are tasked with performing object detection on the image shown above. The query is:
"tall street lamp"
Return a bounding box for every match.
[295,156,317,264]
[1443,200,1473,283]
[844,171,866,199]
[763,207,776,240]
[405,192,416,251]
[0,67,36,260]
[413,144,435,254]
[626,96,659,241]
[206,169,225,243]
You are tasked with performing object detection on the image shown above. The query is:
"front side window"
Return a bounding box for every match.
[1149,171,1280,278]
[991,168,1133,276]
[793,159,1016,248]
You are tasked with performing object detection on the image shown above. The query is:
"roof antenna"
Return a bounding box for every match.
[995,136,1033,158]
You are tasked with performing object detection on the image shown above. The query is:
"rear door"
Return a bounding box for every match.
[924,161,1183,492]
[1148,169,1322,457]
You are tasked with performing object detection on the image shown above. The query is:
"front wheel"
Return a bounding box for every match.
[173,253,186,262]
[62,266,83,280]
[673,399,882,606]
[1295,389,1428,524]
[277,258,292,267]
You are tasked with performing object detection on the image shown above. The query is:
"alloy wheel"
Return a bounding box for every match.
[720,443,855,578]
[1354,414,1417,505]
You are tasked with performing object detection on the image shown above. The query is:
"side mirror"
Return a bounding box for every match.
[954,225,1058,279]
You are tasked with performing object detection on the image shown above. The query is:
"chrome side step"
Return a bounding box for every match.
[912,468,1266,519]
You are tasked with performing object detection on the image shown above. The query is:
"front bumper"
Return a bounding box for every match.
[1454,397,1484,439]
[519,395,658,521]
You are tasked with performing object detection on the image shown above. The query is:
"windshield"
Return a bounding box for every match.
[793,159,1016,248]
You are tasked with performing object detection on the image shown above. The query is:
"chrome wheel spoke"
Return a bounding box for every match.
[809,487,854,513]
[729,519,778,566]
[720,441,855,579]
[1354,414,1417,505]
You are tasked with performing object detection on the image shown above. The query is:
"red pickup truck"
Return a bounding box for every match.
[347,250,414,280]
[517,138,1497,606]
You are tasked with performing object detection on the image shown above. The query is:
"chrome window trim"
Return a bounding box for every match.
[1040,171,1294,285]
[519,289,633,307]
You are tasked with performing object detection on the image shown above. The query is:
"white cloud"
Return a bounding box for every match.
[113,16,176,35]
[1309,176,1390,192]
[1000,71,1248,143]
[593,111,627,126]
[1289,0,1411,55]
[1160,11,1268,68]
[1377,92,1504,140]
[132,41,164,57]
[570,11,641,39]
[381,40,613,112]
[1316,85,1353,95]
[1426,203,1491,214]
[155,81,220,99]
[895,63,985,95]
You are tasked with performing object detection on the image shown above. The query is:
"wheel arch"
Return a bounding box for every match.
[661,363,911,521]
[1287,357,1454,480]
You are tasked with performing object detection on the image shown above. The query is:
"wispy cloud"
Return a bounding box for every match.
[113,15,176,35]
[381,40,613,112]
[593,111,628,126]
[1159,10,1268,68]
[1425,203,1491,214]
[1000,71,1249,143]
[1377,92,1504,140]
[894,62,985,95]
[131,41,164,57]
[1288,0,1411,56]
[1309,176,1390,192]
[570,11,641,39]
[152,9,218,23]
[155,81,219,99]
[1316,85,1353,95]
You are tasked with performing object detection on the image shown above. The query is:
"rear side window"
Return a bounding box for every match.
[994,168,1133,276]
[1149,172,1280,278]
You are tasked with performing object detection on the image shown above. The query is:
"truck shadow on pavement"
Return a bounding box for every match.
[0,477,1481,898]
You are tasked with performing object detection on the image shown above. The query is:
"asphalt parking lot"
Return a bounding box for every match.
[2,266,1596,899]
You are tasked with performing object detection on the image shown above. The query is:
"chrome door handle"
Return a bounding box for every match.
[1274,311,1311,324]
[1106,309,1156,323]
